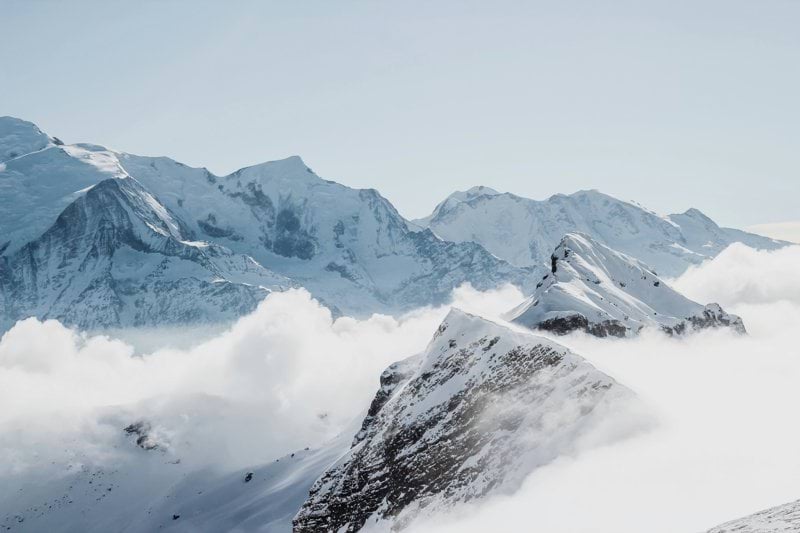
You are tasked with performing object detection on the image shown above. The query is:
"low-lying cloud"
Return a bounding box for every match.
[0,283,524,479]
[3,242,799,532]
[409,242,800,533]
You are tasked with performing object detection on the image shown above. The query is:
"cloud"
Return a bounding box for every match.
[407,244,800,533]
[672,243,800,309]
[0,284,525,477]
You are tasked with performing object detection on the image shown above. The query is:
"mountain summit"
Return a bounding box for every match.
[293,309,639,531]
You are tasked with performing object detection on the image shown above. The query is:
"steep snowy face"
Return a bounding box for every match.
[0,176,290,331]
[418,188,786,277]
[117,153,536,316]
[506,233,745,337]
[293,309,636,531]
[708,499,800,533]
[0,116,53,163]
[0,141,128,257]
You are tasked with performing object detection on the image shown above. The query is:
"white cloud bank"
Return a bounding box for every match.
[2,242,799,532]
[0,283,524,479]
[409,242,800,533]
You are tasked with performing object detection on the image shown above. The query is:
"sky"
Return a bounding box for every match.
[1,0,798,226]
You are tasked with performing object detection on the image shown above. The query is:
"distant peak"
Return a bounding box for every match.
[681,207,713,221]
[448,185,501,202]
[230,155,315,180]
[0,116,53,163]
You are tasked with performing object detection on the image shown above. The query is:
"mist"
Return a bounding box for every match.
[0,283,524,481]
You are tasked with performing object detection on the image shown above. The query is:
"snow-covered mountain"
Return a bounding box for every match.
[115,152,534,316]
[0,117,535,330]
[506,233,745,337]
[0,172,292,331]
[416,187,787,277]
[708,499,800,532]
[293,309,638,531]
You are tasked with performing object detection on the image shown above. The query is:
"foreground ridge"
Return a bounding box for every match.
[293,308,638,531]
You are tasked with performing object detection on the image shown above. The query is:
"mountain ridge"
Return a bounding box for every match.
[416,186,787,277]
[506,233,745,337]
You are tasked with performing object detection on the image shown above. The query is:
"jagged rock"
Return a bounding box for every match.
[123,421,163,452]
[293,309,637,531]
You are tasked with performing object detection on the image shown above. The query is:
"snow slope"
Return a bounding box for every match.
[708,499,800,533]
[506,233,745,337]
[293,309,639,531]
[0,413,355,533]
[0,175,291,331]
[416,188,787,277]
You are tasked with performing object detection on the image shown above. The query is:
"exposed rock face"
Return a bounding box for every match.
[124,421,165,451]
[708,499,800,532]
[293,309,637,532]
[507,233,746,337]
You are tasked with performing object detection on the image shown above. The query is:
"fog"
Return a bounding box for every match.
[0,284,524,478]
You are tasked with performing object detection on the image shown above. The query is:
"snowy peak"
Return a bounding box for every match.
[228,155,316,183]
[0,174,289,331]
[507,233,745,337]
[294,309,636,531]
[0,116,55,162]
[1,118,534,329]
[414,185,502,227]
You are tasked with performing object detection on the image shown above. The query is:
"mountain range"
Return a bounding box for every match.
[1,116,795,532]
[0,116,787,333]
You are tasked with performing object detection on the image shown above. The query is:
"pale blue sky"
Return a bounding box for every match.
[2,0,798,226]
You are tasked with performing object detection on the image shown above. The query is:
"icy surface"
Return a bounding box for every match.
[506,233,745,337]
[416,188,786,277]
